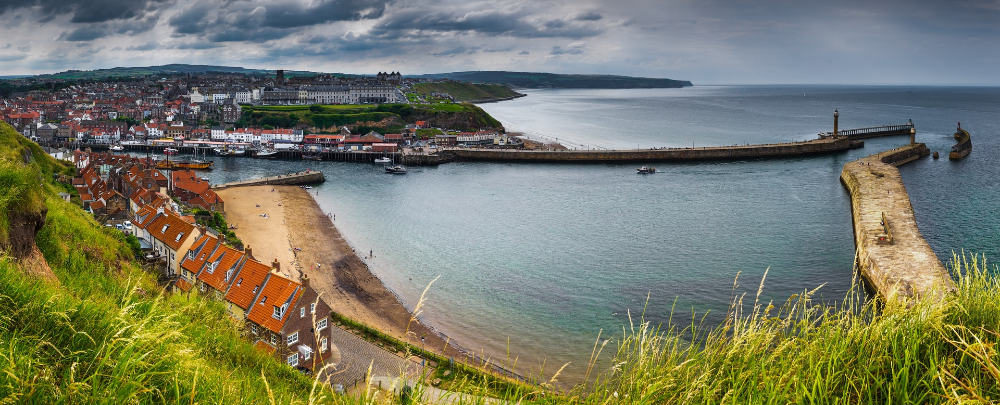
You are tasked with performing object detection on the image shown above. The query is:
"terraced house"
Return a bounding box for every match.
[176,234,333,371]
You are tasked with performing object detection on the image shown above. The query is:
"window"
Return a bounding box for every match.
[303,348,311,360]
[316,318,327,331]
[236,278,243,286]
[310,303,315,314]
[175,232,183,242]
[287,331,298,345]
[250,324,258,335]
[300,307,305,318]
[321,337,328,352]
[252,285,259,294]
[260,296,267,305]
[287,353,298,367]
[270,334,277,345]
[161,224,168,233]
[272,306,282,318]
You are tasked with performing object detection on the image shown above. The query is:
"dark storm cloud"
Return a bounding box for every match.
[575,12,602,21]
[0,0,166,23]
[258,0,391,28]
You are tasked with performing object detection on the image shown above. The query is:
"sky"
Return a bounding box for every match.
[0,0,998,84]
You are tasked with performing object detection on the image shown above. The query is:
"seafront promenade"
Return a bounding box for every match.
[840,143,954,300]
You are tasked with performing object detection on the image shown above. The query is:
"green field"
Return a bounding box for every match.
[411,82,522,102]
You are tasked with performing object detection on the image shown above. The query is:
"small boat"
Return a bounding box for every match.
[214,147,235,157]
[374,157,392,164]
[156,160,214,170]
[385,165,407,174]
[109,145,124,151]
[231,148,246,156]
[164,147,179,155]
[302,154,323,161]
[255,149,278,158]
[636,166,656,174]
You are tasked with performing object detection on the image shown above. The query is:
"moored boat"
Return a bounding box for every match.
[255,148,278,158]
[156,160,214,170]
[374,157,392,163]
[636,166,656,174]
[164,147,179,155]
[384,165,407,174]
[109,145,124,151]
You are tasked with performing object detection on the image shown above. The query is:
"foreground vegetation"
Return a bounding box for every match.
[4,122,1000,403]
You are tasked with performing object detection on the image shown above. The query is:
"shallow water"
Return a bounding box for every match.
[178,85,999,382]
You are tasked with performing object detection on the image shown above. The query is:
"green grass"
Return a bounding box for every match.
[411,82,521,102]
[240,103,502,131]
[0,123,347,403]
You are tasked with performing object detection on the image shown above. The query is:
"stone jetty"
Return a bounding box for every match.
[840,143,954,300]
[211,170,325,189]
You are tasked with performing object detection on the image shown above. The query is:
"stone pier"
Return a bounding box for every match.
[840,143,954,300]
[212,170,325,190]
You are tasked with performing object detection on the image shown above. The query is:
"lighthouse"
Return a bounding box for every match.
[833,109,839,137]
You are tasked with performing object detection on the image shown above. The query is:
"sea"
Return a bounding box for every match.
[178,85,999,382]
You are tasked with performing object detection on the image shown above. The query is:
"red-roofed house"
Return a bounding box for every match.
[246,275,332,370]
[144,209,200,276]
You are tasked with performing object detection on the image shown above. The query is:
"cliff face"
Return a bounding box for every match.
[4,207,46,260]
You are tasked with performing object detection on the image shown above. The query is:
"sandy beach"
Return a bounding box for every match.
[216,185,466,360]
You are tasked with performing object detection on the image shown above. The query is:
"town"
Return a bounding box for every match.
[0,70,523,164]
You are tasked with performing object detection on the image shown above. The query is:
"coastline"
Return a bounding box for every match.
[216,185,476,362]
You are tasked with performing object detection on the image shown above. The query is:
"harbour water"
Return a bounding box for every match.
[178,85,998,382]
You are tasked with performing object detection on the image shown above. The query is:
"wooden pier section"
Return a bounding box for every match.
[840,143,953,301]
[212,170,325,190]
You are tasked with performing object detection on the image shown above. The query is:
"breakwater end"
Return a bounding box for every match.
[425,136,862,163]
[211,170,324,189]
[840,143,954,300]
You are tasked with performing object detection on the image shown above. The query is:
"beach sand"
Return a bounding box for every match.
[216,185,465,360]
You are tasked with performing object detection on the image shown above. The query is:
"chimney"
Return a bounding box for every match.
[300,272,309,287]
[271,258,280,272]
[245,245,253,259]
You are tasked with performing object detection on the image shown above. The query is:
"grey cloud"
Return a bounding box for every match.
[60,15,157,41]
[576,12,602,21]
[0,0,167,23]
[258,0,391,28]
[550,45,584,55]
[432,46,479,56]
[373,9,603,39]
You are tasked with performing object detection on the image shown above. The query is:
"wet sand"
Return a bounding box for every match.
[216,185,466,359]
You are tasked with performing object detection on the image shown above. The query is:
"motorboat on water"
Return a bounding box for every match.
[214,147,235,157]
[384,165,407,174]
[164,147,179,155]
[374,157,392,164]
[636,166,656,174]
[255,148,278,158]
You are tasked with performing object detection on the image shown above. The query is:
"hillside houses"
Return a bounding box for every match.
[177,234,333,370]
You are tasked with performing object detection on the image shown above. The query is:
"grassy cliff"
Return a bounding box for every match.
[240,103,502,132]
[411,82,523,102]
[0,123,340,403]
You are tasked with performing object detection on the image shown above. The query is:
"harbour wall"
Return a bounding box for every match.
[434,136,861,163]
[212,170,325,190]
[840,143,954,300]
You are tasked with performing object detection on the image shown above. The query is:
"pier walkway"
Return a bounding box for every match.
[429,135,861,163]
[820,122,914,140]
[212,170,325,189]
[840,143,953,300]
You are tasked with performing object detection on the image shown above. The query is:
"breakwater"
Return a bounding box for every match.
[429,136,862,163]
[840,143,954,300]
[212,170,325,189]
